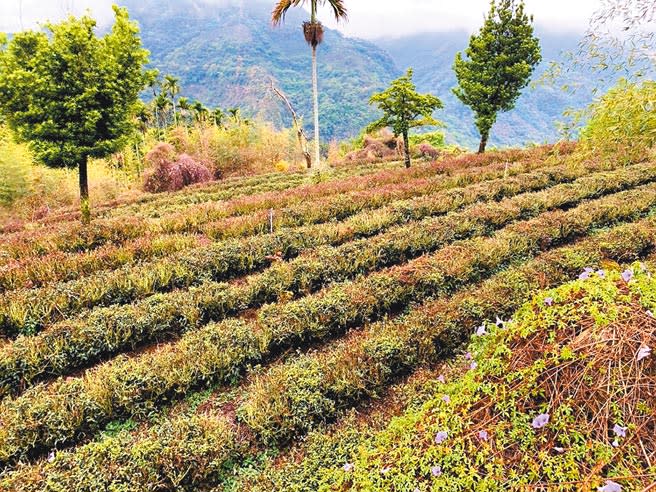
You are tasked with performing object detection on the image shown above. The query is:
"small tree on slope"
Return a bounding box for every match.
[368,69,443,168]
[0,6,151,223]
[453,0,541,154]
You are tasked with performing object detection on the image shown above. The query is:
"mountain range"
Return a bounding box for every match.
[118,0,603,148]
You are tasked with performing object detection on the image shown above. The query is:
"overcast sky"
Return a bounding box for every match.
[0,0,600,38]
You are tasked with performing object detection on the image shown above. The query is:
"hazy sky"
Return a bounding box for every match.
[0,0,600,37]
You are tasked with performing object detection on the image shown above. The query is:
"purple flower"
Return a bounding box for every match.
[343,463,354,472]
[531,413,550,429]
[612,439,620,448]
[442,395,451,404]
[47,451,56,463]
[495,316,505,327]
[381,466,391,474]
[465,352,473,360]
[621,269,634,283]
[612,424,627,438]
[431,465,442,477]
[647,310,654,318]
[598,480,622,492]
[637,345,652,361]
[470,361,478,370]
[544,297,554,306]
[553,446,565,453]
[579,271,591,280]
[476,324,487,336]
[584,267,595,273]
[597,269,606,278]
[478,430,489,442]
[437,374,446,384]
[434,431,448,444]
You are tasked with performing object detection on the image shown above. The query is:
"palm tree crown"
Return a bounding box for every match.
[272,0,347,26]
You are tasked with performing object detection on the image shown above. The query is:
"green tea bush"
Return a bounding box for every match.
[5,217,656,491]
[2,162,650,394]
[0,411,242,492]
[236,193,656,444]
[1,155,604,336]
[1,149,540,262]
[2,184,656,463]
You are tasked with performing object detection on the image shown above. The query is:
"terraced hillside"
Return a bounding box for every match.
[0,145,655,491]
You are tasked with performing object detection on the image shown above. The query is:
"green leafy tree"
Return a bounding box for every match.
[0,6,151,223]
[453,0,541,153]
[212,107,225,128]
[368,69,443,168]
[272,0,347,170]
[154,93,172,128]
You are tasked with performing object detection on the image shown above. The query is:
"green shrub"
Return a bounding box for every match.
[3,183,656,463]
[409,131,446,149]
[581,79,656,164]
[1,147,544,262]
[238,226,656,491]
[1,153,599,337]
[0,412,242,492]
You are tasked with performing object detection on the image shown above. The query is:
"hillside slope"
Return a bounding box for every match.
[242,266,656,491]
[113,0,608,147]
[1,147,656,491]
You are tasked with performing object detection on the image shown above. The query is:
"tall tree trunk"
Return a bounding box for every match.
[311,44,321,170]
[172,99,177,127]
[478,131,488,154]
[403,130,411,168]
[154,105,160,139]
[79,157,90,225]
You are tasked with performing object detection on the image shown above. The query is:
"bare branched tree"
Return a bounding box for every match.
[270,80,312,169]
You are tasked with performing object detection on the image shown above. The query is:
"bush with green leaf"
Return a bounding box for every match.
[580,79,656,165]
[1,160,648,397]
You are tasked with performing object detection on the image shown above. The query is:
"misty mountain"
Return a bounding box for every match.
[118,0,601,147]
[376,30,601,148]
[118,0,398,141]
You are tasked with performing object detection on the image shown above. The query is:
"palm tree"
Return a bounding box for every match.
[162,75,181,126]
[154,93,171,128]
[149,76,162,136]
[212,107,225,128]
[178,97,191,127]
[192,100,209,124]
[272,0,347,169]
